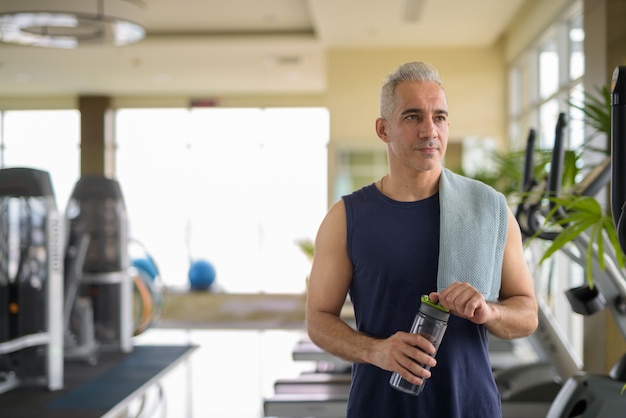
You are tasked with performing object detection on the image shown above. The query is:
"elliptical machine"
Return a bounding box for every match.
[514,67,626,417]
[543,65,626,418]
[495,114,585,418]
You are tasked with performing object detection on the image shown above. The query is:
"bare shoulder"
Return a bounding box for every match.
[317,199,347,243]
[308,199,352,315]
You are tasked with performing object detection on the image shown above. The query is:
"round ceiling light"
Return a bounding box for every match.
[0,0,146,48]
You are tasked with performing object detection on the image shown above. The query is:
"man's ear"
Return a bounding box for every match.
[375,118,389,142]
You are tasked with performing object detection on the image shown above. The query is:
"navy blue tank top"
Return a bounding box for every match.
[343,183,501,418]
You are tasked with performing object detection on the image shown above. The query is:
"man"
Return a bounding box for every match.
[305,61,538,417]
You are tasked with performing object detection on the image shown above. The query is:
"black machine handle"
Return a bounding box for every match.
[547,112,568,203]
[515,129,539,238]
[611,66,626,255]
[518,114,567,241]
[522,129,537,193]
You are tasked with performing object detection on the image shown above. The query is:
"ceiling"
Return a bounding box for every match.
[0,0,528,97]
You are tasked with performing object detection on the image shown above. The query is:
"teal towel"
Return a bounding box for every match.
[437,168,508,301]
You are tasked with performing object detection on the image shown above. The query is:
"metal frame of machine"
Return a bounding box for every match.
[0,171,135,398]
[0,167,64,394]
[64,175,133,362]
[514,67,626,417]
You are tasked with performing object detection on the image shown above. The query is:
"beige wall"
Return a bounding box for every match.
[326,46,507,148]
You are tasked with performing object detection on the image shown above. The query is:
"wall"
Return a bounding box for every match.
[326,46,507,146]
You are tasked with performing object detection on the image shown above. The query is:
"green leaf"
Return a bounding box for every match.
[590,222,603,286]
[539,216,596,262]
[568,84,611,141]
[534,194,623,288]
[604,217,626,269]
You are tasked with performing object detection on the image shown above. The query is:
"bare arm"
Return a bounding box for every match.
[430,208,538,339]
[306,200,436,385]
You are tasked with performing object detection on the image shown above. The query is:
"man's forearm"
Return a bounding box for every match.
[307,312,376,364]
[484,296,538,339]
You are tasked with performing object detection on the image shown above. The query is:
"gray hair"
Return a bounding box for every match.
[379,61,443,119]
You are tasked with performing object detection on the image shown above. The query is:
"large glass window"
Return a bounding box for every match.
[569,14,585,81]
[539,36,560,101]
[0,110,81,212]
[116,107,329,293]
[0,107,328,294]
[509,4,583,153]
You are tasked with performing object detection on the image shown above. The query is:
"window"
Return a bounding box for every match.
[334,149,387,202]
[0,110,80,213]
[539,36,560,101]
[569,13,585,81]
[0,107,328,294]
[509,4,584,151]
[116,107,329,293]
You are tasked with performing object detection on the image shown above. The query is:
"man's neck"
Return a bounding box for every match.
[379,167,441,202]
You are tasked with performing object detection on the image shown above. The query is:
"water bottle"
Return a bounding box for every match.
[389,295,450,395]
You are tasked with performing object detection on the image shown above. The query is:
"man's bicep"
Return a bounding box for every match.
[499,209,535,301]
[307,202,353,316]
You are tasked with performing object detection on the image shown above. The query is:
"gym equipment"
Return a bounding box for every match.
[273,373,352,395]
[291,337,352,373]
[132,257,159,281]
[188,258,216,291]
[130,240,165,336]
[264,336,351,418]
[544,65,626,418]
[0,167,64,394]
[64,175,133,363]
[493,114,583,418]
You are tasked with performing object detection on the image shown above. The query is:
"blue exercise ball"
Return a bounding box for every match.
[188,259,216,290]
[133,257,159,281]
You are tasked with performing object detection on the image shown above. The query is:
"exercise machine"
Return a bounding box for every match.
[264,336,351,418]
[0,167,64,394]
[64,175,133,363]
[494,113,585,418]
[543,65,626,418]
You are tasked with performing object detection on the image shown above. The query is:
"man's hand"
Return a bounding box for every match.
[369,331,437,386]
[429,282,497,325]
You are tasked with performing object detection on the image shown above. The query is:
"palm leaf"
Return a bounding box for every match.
[603,216,626,269]
[536,195,623,287]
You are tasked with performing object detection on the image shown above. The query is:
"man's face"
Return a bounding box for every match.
[379,80,449,173]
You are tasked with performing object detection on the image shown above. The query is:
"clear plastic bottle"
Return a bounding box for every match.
[389,295,450,396]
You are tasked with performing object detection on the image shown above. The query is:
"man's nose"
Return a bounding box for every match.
[419,118,438,139]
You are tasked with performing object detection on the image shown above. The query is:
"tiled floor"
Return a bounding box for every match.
[131,327,317,418]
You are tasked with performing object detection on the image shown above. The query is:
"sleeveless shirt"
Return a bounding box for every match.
[343,183,501,418]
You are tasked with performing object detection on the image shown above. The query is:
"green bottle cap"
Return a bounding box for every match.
[421,294,450,313]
